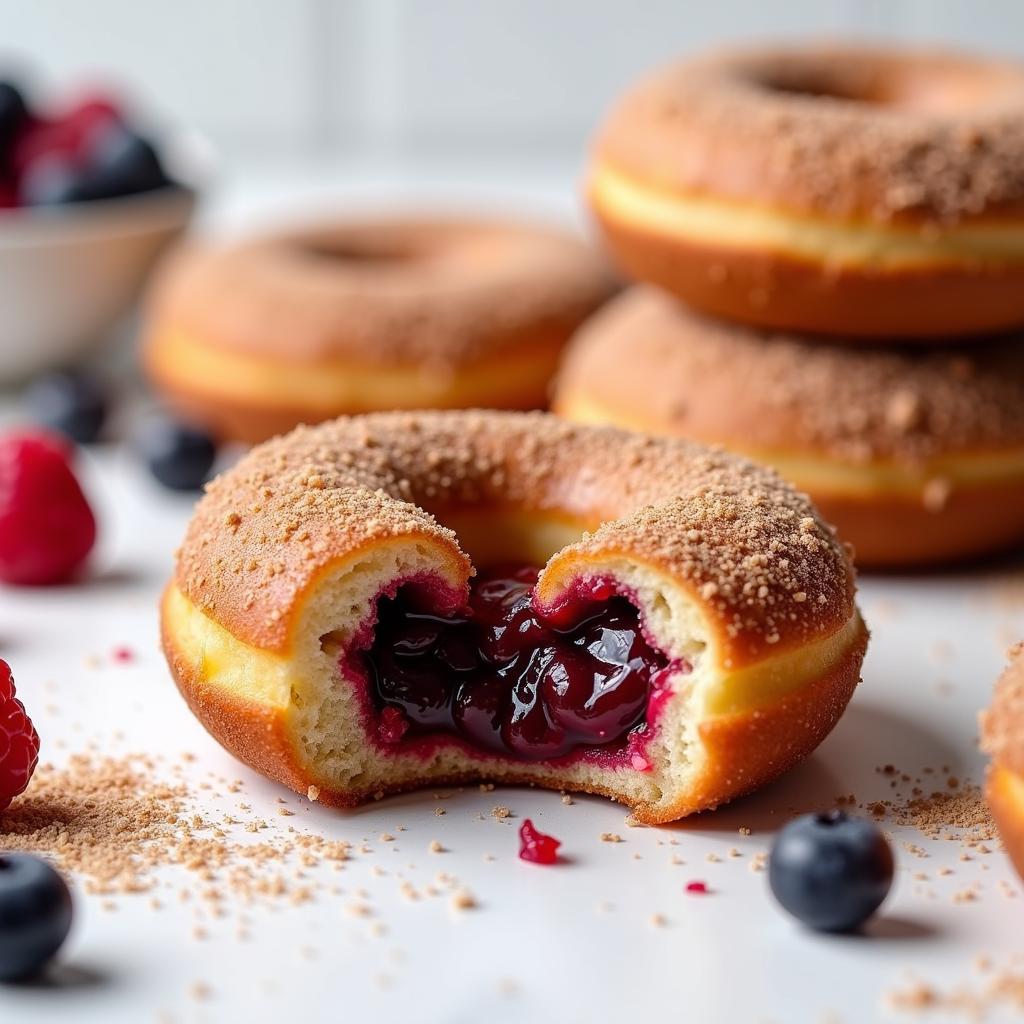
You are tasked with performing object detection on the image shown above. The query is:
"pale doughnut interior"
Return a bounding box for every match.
[590,161,1024,270]
[165,511,863,821]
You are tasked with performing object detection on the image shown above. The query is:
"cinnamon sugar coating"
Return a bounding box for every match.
[147,218,617,366]
[558,288,1024,465]
[982,643,1024,776]
[175,411,855,660]
[596,43,1024,223]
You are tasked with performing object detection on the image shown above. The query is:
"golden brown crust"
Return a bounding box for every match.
[145,217,617,368]
[160,597,312,795]
[557,288,1024,464]
[982,643,1024,778]
[555,289,1024,566]
[813,485,1024,568]
[143,327,562,444]
[176,411,855,665]
[983,648,1024,881]
[679,624,866,817]
[591,216,1024,340]
[594,43,1024,225]
[162,586,866,824]
[986,765,1024,882]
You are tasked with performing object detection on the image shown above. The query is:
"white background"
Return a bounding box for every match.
[4,1,1024,164]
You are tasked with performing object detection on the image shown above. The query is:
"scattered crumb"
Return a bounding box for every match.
[450,888,477,911]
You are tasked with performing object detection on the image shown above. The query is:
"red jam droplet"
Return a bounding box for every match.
[518,819,561,865]
[685,880,709,895]
[363,566,670,761]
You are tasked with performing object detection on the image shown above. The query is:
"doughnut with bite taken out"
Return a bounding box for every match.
[160,411,866,824]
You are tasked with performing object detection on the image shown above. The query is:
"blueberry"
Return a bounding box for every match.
[768,811,894,932]
[24,371,109,444]
[0,854,73,982]
[138,416,216,491]
[83,124,170,199]
[0,81,29,155]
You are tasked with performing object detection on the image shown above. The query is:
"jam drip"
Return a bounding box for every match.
[363,566,669,761]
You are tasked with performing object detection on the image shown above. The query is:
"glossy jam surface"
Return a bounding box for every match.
[518,819,561,865]
[363,566,669,761]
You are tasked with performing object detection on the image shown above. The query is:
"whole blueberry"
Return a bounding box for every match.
[0,81,29,153]
[83,124,169,199]
[768,811,894,932]
[24,371,109,444]
[138,416,216,491]
[0,854,73,982]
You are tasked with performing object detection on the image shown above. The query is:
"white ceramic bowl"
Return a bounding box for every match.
[0,184,197,382]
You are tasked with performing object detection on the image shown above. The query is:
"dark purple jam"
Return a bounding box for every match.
[362,566,668,761]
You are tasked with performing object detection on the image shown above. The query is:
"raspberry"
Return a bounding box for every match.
[0,430,96,585]
[0,660,40,812]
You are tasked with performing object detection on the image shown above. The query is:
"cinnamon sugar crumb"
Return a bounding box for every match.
[450,888,477,911]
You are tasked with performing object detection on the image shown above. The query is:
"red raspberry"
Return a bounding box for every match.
[0,431,96,585]
[0,660,40,812]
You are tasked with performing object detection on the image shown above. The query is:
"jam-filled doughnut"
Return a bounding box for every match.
[160,411,866,824]
[982,644,1024,883]
[588,43,1024,339]
[555,288,1024,568]
[143,218,616,443]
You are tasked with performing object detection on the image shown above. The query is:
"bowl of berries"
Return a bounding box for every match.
[0,78,200,382]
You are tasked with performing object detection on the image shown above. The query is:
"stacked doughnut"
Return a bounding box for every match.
[555,42,1024,568]
[143,218,617,443]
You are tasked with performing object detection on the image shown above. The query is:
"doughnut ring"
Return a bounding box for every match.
[143,218,617,442]
[555,288,1024,568]
[588,44,1024,339]
[160,410,866,824]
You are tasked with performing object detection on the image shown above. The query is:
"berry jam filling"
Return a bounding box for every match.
[362,566,670,762]
[518,819,561,865]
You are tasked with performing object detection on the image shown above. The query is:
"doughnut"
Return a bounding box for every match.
[159,410,866,824]
[588,43,1024,339]
[981,644,1024,883]
[554,288,1024,568]
[142,218,617,442]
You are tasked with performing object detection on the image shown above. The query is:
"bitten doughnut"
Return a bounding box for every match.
[160,411,866,824]
[981,644,1024,883]
[555,288,1024,568]
[588,43,1024,339]
[143,218,616,442]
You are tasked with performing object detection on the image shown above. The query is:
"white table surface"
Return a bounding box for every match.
[1,160,1022,1023]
